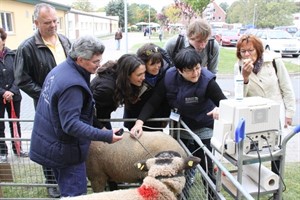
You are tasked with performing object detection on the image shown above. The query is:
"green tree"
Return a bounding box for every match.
[219,2,229,13]
[71,0,94,12]
[105,0,125,28]
[182,0,210,13]
[226,0,296,28]
[164,5,181,24]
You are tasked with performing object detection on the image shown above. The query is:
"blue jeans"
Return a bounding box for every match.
[52,162,87,197]
[116,39,121,50]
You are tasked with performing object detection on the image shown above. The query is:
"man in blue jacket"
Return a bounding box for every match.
[13,3,71,198]
[30,35,123,197]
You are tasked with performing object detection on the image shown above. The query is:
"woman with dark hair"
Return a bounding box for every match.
[91,54,146,130]
[90,60,118,129]
[131,48,227,195]
[122,43,172,131]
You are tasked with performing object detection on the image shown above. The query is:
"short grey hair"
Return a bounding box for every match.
[187,19,212,40]
[69,35,105,60]
[33,3,56,20]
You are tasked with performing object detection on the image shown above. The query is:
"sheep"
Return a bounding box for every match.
[62,150,200,200]
[85,131,187,192]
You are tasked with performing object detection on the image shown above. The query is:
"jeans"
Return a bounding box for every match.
[52,162,87,197]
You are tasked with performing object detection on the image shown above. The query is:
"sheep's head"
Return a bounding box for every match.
[135,151,200,196]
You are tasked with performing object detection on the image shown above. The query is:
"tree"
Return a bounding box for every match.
[72,0,94,12]
[219,2,229,13]
[182,0,210,13]
[105,0,125,28]
[226,0,297,28]
[164,5,181,24]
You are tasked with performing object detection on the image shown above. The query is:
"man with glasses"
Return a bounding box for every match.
[14,3,71,198]
[29,35,123,197]
[164,19,219,75]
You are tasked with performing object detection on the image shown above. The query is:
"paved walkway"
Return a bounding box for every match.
[5,32,299,163]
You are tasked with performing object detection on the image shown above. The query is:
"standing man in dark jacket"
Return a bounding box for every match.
[13,3,71,198]
[0,28,27,163]
[30,35,123,197]
[114,28,122,50]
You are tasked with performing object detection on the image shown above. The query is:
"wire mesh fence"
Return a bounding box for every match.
[0,117,255,200]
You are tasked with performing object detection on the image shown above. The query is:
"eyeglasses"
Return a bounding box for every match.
[90,59,102,65]
[240,49,255,54]
[183,65,201,74]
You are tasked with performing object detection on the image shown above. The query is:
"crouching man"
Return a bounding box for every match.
[29,35,123,197]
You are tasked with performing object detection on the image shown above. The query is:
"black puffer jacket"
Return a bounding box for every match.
[90,66,118,129]
[0,48,21,101]
[14,31,71,104]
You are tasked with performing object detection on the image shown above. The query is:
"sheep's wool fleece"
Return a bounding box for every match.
[60,176,181,200]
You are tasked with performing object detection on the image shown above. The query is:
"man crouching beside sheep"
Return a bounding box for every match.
[61,151,200,200]
[29,36,124,198]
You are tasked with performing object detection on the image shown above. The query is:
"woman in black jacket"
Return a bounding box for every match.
[91,54,146,130]
[0,28,27,162]
[123,43,173,130]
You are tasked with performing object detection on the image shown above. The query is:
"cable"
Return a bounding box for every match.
[246,135,262,200]
[261,135,286,193]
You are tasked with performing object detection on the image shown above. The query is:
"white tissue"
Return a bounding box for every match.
[243,163,279,191]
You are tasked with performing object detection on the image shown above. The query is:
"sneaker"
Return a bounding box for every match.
[47,187,61,198]
[14,150,29,157]
[19,150,29,157]
[0,155,7,163]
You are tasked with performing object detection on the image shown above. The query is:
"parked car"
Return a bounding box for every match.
[216,29,240,46]
[244,28,259,35]
[274,26,298,36]
[237,27,247,36]
[255,29,300,58]
[294,30,300,41]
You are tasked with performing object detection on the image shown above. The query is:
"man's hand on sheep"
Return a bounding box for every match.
[130,119,143,139]
[112,128,123,142]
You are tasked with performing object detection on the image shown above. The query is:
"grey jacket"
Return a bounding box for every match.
[164,35,219,74]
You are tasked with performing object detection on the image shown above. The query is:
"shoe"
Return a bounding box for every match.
[14,150,29,157]
[47,187,61,198]
[19,150,29,157]
[0,155,8,163]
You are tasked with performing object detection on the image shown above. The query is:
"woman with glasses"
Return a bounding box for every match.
[235,34,296,180]
[235,34,295,129]
[131,48,226,199]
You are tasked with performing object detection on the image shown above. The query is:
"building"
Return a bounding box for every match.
[202,0,226,27]
[0,0,119,49]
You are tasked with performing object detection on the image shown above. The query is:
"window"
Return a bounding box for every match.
[58,17,63,30]
[1,12,14,32]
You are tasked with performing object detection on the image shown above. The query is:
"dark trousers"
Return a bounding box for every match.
[0,100,22,155]
[33,99,58,186]
[52,162,87,197]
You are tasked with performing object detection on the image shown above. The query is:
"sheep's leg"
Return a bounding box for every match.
[90,178,107,192]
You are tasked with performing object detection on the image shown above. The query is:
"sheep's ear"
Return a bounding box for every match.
[183,156,201,169]
[135,161,149,171]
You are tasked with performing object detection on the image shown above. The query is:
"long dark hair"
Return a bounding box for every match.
[114,54,145,107]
